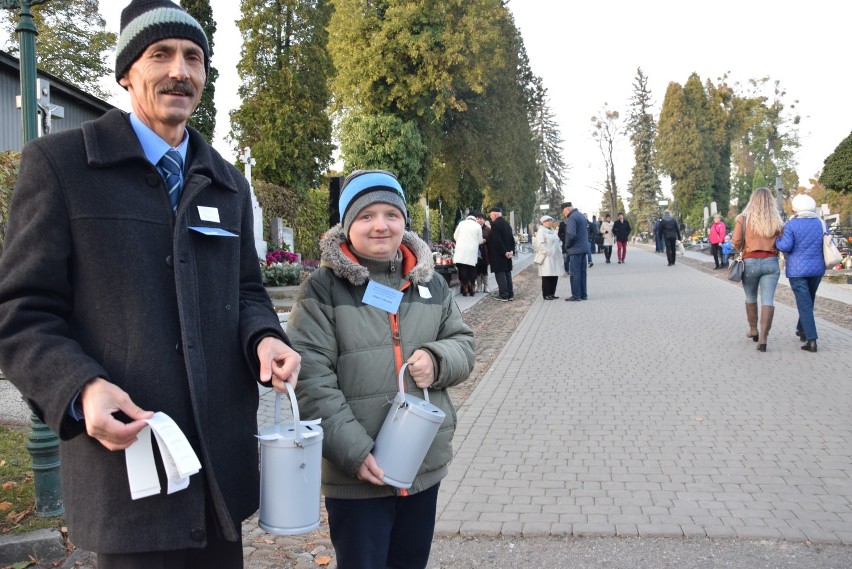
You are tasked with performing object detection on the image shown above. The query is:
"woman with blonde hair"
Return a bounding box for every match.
[732,187,785,352]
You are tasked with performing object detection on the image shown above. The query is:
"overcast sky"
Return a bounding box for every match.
[11,1,852,216]
[507,0,852,214]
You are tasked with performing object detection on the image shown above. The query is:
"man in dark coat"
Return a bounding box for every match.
[612,211,632,263]
[659,209,683,266]
[561,201,590,301]
[653,217,664,253]
[486,207,515,301]
[0,1,301,566]
[585,213,597,267]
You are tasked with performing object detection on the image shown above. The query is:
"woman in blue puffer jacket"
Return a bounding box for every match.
[775,194,825,352]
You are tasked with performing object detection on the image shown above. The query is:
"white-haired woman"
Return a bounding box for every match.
[732,187,784,352]
[534,215,562,299]
[775,194,826,352]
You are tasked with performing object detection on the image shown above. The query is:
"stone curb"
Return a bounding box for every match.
[0,528,66,567]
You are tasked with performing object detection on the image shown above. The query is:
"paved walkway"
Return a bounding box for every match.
[3,246,851,566]
[435,247,852,544]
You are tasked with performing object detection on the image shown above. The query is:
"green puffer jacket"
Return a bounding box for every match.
[288,225,475,499]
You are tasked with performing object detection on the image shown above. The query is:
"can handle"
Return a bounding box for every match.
[397,362,430,403]
[274,382,302,440]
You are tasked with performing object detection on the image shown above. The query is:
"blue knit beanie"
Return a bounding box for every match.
[339,170,407,236]
[115,0,210,84]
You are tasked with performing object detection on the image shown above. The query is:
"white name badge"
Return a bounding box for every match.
[197,206,220,223]
[362,281,404,314]
[418,285,432,299]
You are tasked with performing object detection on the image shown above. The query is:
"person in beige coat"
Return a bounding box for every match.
[599,214,615,263]
[534,216,562,299]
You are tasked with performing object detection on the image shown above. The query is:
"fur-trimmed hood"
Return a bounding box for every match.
[319,224,435,286]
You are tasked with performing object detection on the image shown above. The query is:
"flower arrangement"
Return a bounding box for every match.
[431,240,455,255]
[266,249,300,265]
[262,248,303,286]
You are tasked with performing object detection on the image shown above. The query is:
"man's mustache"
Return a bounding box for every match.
[158,81,196,97]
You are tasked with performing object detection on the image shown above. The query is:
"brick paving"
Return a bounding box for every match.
[434,247,852,544]
[5,246,851,568]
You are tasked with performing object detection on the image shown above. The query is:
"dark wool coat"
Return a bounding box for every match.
[487,216,515,273]
[612,218,632,242]
[562,209,590,255]
[659,215,681,240]
[0,110,288,554]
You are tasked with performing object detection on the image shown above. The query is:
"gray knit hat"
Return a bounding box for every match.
[338,170,407,236]
[115,0,210,84]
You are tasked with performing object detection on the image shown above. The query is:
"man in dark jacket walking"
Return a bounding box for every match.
[487,207,515,301]
[653,218,664,252]
[0,1,301,566]
[659,209,682,266]
[612,212,632,263]
[561,201,590,301]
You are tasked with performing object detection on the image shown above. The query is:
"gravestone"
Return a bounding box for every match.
[240,147,267,259]
[271,217,284,249]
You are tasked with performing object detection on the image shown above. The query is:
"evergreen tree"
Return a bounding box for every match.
[625,68,662,234]
[328,0,511,208]
[328,0,506,128]
[464,11,537,223]
[338,112,427,200]
[680,73,715,223]
[1,0,115,99]
[657,80,710,227]
[819,131,852,194]
[703,79,731,215]
[231,0,334,193]
[529,79,567,217]
[180,0,218,142]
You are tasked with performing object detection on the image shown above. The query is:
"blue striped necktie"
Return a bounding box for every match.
[158,149,183,211]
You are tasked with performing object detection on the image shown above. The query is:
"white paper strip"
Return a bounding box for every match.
[124,412,202,500]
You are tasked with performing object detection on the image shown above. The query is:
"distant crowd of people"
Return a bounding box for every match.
[466,188,827,357]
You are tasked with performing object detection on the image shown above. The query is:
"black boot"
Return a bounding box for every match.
[801,340,817,352]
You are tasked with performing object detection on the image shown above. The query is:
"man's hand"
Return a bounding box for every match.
[81,378,154,451]
[257,336,301,392]
[356,453,386,486]
[406,349,435,389]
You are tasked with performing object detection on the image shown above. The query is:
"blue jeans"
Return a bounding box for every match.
[325,483,439,569]
[568,254,588,299]
[741,257,780,306]
[789,276,821,340]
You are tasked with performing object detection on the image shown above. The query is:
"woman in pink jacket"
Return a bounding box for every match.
[709,214,727,269]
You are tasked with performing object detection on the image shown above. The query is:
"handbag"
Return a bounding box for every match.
[727,215,746,282]
[727,253,744,282]
[534,250,546,264]
[822,220,842,269]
